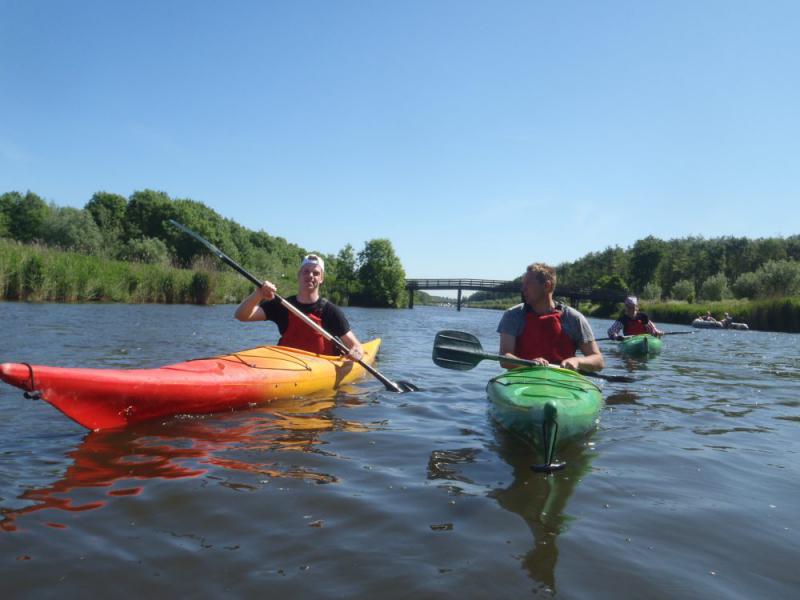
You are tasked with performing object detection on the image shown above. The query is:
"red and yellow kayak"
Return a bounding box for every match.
[0,339,381,431]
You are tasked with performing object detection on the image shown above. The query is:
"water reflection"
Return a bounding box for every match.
[1,394,369,533]
[424,424,595,594]
[619,355,654,372]
[488,425,595,594]
[605,390,641,406]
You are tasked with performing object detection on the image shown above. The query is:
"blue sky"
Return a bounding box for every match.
[2,1,798,282]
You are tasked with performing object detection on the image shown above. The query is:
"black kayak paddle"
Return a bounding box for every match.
[432,330,635,383]
[596,331,695,342]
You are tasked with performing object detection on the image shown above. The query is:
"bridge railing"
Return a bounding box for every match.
[404,278,627,309]
[405,278,516,291]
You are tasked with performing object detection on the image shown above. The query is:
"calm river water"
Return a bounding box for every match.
[0,303,798,598]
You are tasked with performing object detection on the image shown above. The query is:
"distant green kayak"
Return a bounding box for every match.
[487,367,603,472]
[619,334,662,357]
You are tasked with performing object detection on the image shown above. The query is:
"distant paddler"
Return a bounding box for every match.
[607,296,664,341]
[497,263,604,372]
[697,310,720,324]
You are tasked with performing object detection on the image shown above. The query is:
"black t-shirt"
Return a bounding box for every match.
[258,296,351,338]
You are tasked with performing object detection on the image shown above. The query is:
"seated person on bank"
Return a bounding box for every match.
[234,254,363,360]
[497,263,604,372]
[607,296,664,340]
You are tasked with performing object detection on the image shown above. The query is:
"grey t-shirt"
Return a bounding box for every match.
[496,303,596,347]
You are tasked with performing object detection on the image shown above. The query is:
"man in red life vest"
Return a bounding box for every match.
[607,296,663,340]
[234,254,364,360]
[498,263,605,372]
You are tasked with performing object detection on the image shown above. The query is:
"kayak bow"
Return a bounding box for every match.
[487,366,603,472]
[619,334,663,357]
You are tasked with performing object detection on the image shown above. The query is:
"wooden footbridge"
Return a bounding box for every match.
[405,279,626,311]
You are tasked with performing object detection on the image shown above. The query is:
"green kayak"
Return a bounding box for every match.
[619,334,662,357]
[487,367,603,472]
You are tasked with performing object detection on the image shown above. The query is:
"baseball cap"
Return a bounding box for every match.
[624,296,638,307]
[301,254,325,272]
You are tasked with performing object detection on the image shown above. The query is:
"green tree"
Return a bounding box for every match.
[759,260,800,297]
[124,190,176,243]
[732,271,759,299]
[329,244,359,304]
[85,192,127,249]
[641,281,662,301]
[628,236,666,293]
[595,274,628,294]
[355,239,406,307]
[117,237,171,265]
[41,206,104,254]
[698,272,731,301]
[0,192,14,237]
[170,198,238,265]
[753,238,787,265]
[670,278,695,302]
[786,235,800,261]
[86,192,127,233]
[6,191,50,242]
[592,273,629,314]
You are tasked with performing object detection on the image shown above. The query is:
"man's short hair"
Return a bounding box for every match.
[526,263,557,287]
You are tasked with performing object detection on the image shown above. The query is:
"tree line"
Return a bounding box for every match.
[470,234,800,305]
[0,190,407,307]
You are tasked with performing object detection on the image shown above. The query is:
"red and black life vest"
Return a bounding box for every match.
[279,300,335,355]
[514,307,576,363]
[620,313,649,336]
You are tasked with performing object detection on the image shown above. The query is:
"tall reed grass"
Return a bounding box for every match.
[0,239,252,304]
[461,294,800,333]
[640,298,800,333]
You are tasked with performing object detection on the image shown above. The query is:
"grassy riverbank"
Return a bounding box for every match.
[0,239,254,304]
[636,298,800,333]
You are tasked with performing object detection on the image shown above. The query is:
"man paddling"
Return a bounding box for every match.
[607,296,664,340]
[235,254,364,360]
[497,263,604,372]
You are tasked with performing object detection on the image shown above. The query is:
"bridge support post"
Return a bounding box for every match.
[408,288,414,309]
[457,288,462,311]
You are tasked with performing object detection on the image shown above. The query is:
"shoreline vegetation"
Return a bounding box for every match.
[2,189,799,332]
[0,237,441,307]
[465,297,800,333]
[1,189,410,308]
[3,237,798,332]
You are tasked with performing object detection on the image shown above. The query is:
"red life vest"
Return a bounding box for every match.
[514,308,576,363]
[622,314,649,336]
[278,302,335,355]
